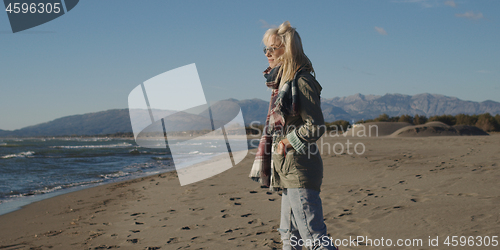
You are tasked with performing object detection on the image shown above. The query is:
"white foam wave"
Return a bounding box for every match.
[51,142,133,149]
[100,171,129,179]
[8,180,104,198]
[77,138,112,142]
[1,151,35,159]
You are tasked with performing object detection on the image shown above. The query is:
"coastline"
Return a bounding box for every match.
[1,135,499,249]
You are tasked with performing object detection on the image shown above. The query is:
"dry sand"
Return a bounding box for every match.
[1,133,499,249]
[389,122,489,137]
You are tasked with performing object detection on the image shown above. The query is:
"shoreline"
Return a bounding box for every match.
[0,149,234,216]
[1,135,499,249]
[0,167,177,216]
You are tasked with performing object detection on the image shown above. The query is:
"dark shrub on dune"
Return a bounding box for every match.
[455,114,478,126]
[375,113,389,122]
[357,113,393,123]
[475,113,500,132]
[398,114,413,124]
[413,114,427,125]
[428,115,456,126]
[353,113,499,132]
[325,120,351,131]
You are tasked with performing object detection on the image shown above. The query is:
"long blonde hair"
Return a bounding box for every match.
[263,21,314,86]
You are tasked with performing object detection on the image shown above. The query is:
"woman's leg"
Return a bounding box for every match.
[287,188,336,250]
[279,188,303,250]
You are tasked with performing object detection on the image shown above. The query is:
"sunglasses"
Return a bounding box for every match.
[263,46,283,54]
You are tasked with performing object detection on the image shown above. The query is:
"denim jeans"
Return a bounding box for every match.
[278,188,336,250]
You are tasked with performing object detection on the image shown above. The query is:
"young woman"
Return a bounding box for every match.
[250,21,337,250]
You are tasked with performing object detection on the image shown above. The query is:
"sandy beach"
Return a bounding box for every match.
[1,133,499,249]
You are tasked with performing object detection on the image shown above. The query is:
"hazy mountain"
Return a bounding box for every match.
[323,93,500,122]
[0,129,11,137]
[2,109,133,137]
[1,93,499,137]
[320,102,351,122]
[233,98,269,126]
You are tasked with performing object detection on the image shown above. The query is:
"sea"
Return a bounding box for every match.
[0,137,251,215]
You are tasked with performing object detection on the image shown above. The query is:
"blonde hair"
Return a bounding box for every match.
[263,21,314,86]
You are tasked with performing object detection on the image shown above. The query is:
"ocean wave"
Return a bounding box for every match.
[77,138,112,142]
[7,179,104,198]
[177,151,215,156]
[129,149,171,156]
[198,152,215,155]
[152,156,172,160]
[129,149,143,154]
[1,151,35,159]
[100,171,129,179]
[50,142,133,149]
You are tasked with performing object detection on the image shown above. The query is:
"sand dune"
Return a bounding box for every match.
[390,122,489,137]
[343,122,412,137]
[0,134,499,249]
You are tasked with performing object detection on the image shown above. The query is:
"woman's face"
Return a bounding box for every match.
[265,35,285,68]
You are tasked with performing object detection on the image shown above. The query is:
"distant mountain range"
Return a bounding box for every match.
[1,93,499,137]
[322,93,500,122]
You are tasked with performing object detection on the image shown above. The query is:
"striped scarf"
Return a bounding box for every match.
[249,66,300,187]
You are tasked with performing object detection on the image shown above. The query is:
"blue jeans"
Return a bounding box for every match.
[279,188,336,250]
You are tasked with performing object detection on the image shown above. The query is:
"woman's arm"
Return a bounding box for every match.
[281,75,325,154]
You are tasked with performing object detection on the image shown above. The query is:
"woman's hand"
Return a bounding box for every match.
[277,139,293,156]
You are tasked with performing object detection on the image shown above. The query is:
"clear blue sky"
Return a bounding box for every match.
[1,0,499,130]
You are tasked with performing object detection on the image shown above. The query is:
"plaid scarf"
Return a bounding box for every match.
[249,66,300,187]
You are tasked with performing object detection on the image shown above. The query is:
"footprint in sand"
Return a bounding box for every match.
[338,212,352,217]
[166,237,178,244]
[94,245,120,249]
[188,207,205,211]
